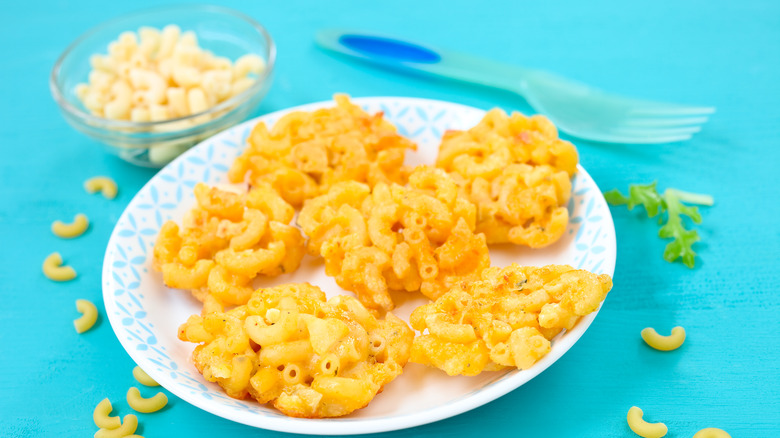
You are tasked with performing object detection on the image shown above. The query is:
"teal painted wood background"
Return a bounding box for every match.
[1,0,778,436]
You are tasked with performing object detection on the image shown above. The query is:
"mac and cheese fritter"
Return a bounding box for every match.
[410,264,612,376]
[153,182,304,308]
[228,94,416,207]
[298,166,490,311]
[436,109,578,248]
[178,283,414,418]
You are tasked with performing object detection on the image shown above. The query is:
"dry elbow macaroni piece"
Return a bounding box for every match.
[84,176,118,200]
[52,213,89,238]
[228,94,416,207]
[93,398,121,430]
[436,108,577,248]
[693,428,731,438]
[641,326,686,351]
[127,387,168,413]
[152,182,304,308]
[76,25,267,123]
[178,283,414,418]
[133,366,160,387]
[74,299,99,333]
[297,166,490,311]
[409,264,612,375]
[42,252,77,282]
[626,406,668,438]
[94,414,138,438]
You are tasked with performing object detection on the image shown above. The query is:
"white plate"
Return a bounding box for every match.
[103,97,616,435]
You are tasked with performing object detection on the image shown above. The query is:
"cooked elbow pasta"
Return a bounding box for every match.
[152,182,304,307]
[228,94,416,207]
[133,366,160,387]
[74,299,98,333]
[297,166,490,311]
[75,25,267,123]
[626,406,668,438]
[52,213,89,238]
[42,252,77,282]
[436,109,578,248]
[409,264,612,375]
[127,387,168,413]
[93,398,121,430]
[94,414,138,438]
[641,326,686,351]
[84,176,118,200]
[693,428,731,438]
[178,283,414,418]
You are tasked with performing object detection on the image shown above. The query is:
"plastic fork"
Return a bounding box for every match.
[316,29,715,144]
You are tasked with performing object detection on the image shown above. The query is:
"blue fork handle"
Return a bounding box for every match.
[315,29,533,92]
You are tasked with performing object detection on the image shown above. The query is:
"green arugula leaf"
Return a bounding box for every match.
[605,182,664,217]
[605,182,712,268]
[603,189,629,205]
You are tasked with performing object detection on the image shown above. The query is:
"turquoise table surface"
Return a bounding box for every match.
[2,0,779,436]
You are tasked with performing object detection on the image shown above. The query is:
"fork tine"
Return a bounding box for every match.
[620,116,710,128]
[630,106,716,116]
[610,126,702,137]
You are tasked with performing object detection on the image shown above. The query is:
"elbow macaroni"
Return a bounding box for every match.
[626,406,668,438]
[74,299,98,333]
[52,213,89,238]
[43,252,77,282]
[436,109,578,248]
[177,283,414,418]
[693,428,731,438]
[126,387,168,413]
[75,25,267,123]
[297,165,490,311]
[228,94,416,207]
[409,264,612,375]
[94,414,138,438]
[641,327,686,351]
[84,176,118,200]
[152,182,304,307]
[93,398,121,430]
[133,366,160,387]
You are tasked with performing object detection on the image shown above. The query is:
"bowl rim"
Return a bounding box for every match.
[49,4,276,130]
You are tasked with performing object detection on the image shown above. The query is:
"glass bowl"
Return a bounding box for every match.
[50,5,275,167]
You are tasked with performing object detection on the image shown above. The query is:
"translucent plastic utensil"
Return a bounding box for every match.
[316,29,715,144]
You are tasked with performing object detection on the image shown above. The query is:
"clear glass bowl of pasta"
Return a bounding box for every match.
[50,5,275,167]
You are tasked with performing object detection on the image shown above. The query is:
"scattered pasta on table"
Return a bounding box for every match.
[94,413,138,438]
[74,299,99,333]
[51,213,89,238]
[693,428,731,438]
[641,326,686,351]
[84,176,119,200]
[626,406,668,438]
[42,252,77,282]
[93,398,121,430]
[132,366,160,387]
[127,387,168,413]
